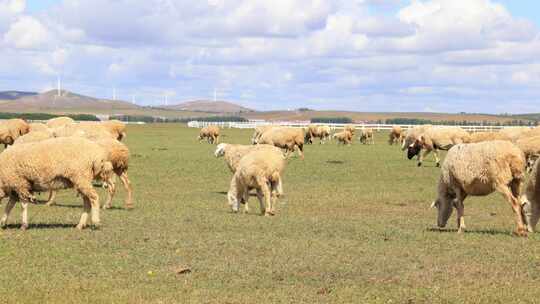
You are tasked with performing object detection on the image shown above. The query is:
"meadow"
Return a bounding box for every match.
[1,124,540,304]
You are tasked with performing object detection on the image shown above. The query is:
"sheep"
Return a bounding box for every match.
[499,127,530,142]
[468,131,512,143]
[515,136,540,172]
[215,143,284,212]
[29,122,49,132]
[227,148,286,216]
[0,119,31,148]
[305,125,331,144]
[401,125,432,151]
[251,125,280,144]
[52,123,116,141]
[407,126,470,167]
[521,158,540,232]
[0,137,114,230]
[333,130,353,146]
[198,125,220,144]
[431,140,527,236]
[388,126,403,145]
[46,116,75,128]
[344,125,356,135]
[257,127,304,159]
[79,120,127,141]
[13,130,53,145]
[359,127,375,145]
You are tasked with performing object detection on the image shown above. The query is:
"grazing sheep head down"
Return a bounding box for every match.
[431,197,454,228]
[407,139,423,160]
[214,143,227,157]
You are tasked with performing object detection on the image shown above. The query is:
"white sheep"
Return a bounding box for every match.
[227,148,286,216]
[406,126,470,167]
[257,127,305,159]
[431,141,527,236]
[359,128,375,145]
[0,137,114,230]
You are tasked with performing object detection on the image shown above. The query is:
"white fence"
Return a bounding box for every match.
[187,121,526,132]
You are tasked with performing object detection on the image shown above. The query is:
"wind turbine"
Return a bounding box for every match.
[112,87,117,100]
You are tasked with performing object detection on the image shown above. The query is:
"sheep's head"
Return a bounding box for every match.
[431,197,454,228]
[214,143,227,157]
[407,138,423,160]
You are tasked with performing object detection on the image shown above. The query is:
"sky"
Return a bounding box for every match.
[0,0,539,113]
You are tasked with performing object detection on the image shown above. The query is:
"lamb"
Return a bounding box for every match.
[388,126,403,145]
[359,128,375,145]
[305,125,331,144]
[468,131,512,143]
[198,125,220,144]
[46,116,75,128]
[333,130,353,146]
[0,137,114,230]
[431,141,527,236]
[407,126,470,167]
[515,136,540,172]
[227,148,286,216]
[257,127,304,159]
[29,122,49,132]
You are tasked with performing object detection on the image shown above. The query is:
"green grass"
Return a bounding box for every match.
[1,124,540,303]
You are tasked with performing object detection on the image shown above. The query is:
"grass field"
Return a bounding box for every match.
[1,124,540,303]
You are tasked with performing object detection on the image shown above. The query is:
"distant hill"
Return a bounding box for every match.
[163,100,253,113]
[0,90,141,112]
[0,91,37,100]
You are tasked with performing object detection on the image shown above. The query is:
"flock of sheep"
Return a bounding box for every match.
[0,117,131,230]
[208,123,540,237]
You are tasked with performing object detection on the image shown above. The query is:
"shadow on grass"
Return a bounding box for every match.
[326,160,345,165]
[49,204,129,211]
[214,191,258,197]
[426,227,511,236]
[3,223,74,230]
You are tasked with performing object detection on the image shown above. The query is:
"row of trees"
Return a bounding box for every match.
[112,115,248,123]
[0,112,99,121]
[310,117,539,126]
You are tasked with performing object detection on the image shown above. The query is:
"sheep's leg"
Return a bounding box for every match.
[215,135,219,144]
[102,177,116,209]
[256,189,266,215]
[77,196,91,230]
[20,201,29,231]
[45,190,57,206]
[77,183,100,229]
[297,144,304,160]
[497,185,527,236]
[259,180,273,216]
[455,191,467,233]
[433,149,441,167]
[0,197,16,228]
[242,190,250,213]
[120,172,134,209]
[418,149,431,167]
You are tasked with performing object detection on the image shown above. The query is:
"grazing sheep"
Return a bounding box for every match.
[521,158,540,232]
[6,118,30,136]
[29,122,49,132]
[468,131,512,143]
[79,120,127,141]
[13,130,53,145]
[388,126,403,145]
[198,125,220,144]
[0,119,31,147]
[251,125,280,144]
[407,126,470,167]
[215,143,284,212]
[431,141,527,236]
[515,136,540,172]
[0,124,18,147]
[52,123,116,141]
[257,127,304,159]
[46,116,75,128]
[499,127,530,142]
[344,125,356,135]
[305,125,331,144]
[359,128,375,145]
[333,130,353,146]
[227,149,286,216]
[0,137,114,230]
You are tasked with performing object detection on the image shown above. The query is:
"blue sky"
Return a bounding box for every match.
[1,0,539,113]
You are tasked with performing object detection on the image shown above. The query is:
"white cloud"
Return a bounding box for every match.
[4,16,49,49]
